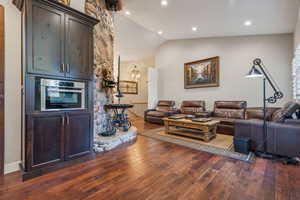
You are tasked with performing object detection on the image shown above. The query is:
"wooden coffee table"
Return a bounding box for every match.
[162,118,220,142]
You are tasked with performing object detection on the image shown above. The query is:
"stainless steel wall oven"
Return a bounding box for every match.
[40,78,86,111]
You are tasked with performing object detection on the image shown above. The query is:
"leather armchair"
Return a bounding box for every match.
[144,100,177,125]
[179,101,206,115]
[210,101,247,136]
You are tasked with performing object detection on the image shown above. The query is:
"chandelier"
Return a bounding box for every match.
[130,66,141,81]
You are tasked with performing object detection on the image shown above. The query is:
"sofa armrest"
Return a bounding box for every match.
[145,109,156,113]
[144,109,156,119]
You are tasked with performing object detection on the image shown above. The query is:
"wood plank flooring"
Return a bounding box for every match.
[0,118,300,200]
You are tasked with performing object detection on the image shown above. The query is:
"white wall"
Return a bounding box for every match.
[1,1,22,173]
[295,8,300,50]
[156,34,294,110]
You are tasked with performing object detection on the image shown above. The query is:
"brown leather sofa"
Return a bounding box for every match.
[235,102,300,157]
[144,100,177,125]
[209,101,247,135]
[179,101,206,115]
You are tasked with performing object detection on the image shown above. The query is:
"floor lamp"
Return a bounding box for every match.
[245,58,284,157]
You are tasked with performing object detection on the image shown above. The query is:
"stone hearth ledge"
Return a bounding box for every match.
[94,126,137,152]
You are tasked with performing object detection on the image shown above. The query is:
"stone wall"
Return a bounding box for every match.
[85,0,114,134]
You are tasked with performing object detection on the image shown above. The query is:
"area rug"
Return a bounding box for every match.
[140,128,254,162]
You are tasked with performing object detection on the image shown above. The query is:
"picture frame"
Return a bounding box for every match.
[119,81,138,94]
[184,56,220,89]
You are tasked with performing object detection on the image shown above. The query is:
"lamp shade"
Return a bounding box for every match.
[245,66,263,78]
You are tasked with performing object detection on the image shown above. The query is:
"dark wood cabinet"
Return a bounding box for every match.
[25,112,93,171]
[29,2,65,77]
[26,112,65,170]
[26,0,96,80]
[65,112,92,160]
[21,0,98,180]
[65,15,93,79]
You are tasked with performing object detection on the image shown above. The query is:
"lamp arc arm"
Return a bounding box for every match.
[254,58,284,102]
[254,58,284,101]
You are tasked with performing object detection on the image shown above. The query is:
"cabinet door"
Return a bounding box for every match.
[65,112,92,160]
[28,2,65,76]
[26,112,65,170]
[65,15,93,79]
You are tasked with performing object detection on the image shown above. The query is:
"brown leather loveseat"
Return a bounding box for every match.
[144,100,177,125]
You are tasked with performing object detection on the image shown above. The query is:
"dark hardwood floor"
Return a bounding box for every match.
[0,117,299,200]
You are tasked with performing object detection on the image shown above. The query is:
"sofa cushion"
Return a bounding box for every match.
[147,111,167,117]
[156,106,171,112]
[181,101,205,108]
[282,102,300,117]
[271,109,286,122]
[214,108,245,119]
[181,107,203,115]
[271,102,300,122]
[157,100,175,107]
[215,101,247,109]
[246,107,280,121]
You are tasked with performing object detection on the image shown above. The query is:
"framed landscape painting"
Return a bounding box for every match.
[119,81,138,94]
[184,56,220,89]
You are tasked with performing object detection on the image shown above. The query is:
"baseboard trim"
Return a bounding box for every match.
[4,161,21,174]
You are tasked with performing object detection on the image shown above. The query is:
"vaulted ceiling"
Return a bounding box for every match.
[41,0,300,61]
[122,0,299,40]
[114,14,165,61]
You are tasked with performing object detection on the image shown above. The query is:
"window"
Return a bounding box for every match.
[293,47,300,100]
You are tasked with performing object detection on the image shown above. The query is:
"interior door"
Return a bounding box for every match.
[28,1,65,77]
[65,15,93,80]
[65,112,92,160]
[0,5,4,176]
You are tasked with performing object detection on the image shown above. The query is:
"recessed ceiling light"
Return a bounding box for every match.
[244,20,252,26]
[158,31,163,35]
[192,27,198,31]
[161,0,168,7]
[125,11,131,15]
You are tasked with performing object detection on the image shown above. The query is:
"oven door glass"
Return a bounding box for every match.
[45,88,83,110]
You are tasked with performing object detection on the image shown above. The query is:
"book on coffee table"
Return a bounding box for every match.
[168,115,185,120]
[191,118,212,123]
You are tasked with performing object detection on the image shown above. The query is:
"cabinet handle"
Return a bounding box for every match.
[62,116,65,126]
[60,63,65,72]
[67,115,70,125]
